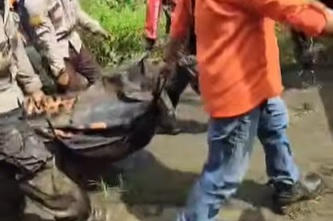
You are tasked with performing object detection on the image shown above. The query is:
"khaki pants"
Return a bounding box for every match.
[66,44,102,86]
[0,109,91,220]
[26,44,101,93]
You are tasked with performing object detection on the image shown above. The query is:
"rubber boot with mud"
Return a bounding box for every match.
[272,173,323,215]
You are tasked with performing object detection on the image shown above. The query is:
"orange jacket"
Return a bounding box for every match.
[171,0,328,117]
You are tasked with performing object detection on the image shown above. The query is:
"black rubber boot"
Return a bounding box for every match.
[272,173,323,214]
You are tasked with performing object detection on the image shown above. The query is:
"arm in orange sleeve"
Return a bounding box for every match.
[233,0,328,36]
[163,0,192,62]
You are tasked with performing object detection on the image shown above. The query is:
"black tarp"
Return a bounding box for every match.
[34,54,166,160]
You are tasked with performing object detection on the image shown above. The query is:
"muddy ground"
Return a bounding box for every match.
[23,65,333,221]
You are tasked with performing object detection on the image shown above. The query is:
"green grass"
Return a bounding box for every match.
[80,0,146,65]
[80,0,166,67]
[80,0,333,69]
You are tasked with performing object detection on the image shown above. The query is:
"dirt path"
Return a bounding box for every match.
[24,68,333,221]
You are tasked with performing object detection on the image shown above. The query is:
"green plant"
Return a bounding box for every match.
[80,1,143,65]
[80,0,167,67]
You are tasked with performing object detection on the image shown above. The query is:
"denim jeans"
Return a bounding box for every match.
[177,97,300,221]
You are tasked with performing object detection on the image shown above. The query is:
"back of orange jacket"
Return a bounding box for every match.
[171,0,328,117]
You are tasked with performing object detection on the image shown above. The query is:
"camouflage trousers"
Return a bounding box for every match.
[0,108,50,219]
[25,44,102,94]
[0,108,51,176]
[0,109,90,220]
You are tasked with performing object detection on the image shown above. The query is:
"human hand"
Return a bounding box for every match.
[24,90,46,116]
[30,90,45,104]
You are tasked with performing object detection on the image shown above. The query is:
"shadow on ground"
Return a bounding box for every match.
[119,152,272,221]
[156,119,207,135]
[0,164,54,221]
[21,214,53,221]
[236,180,273,207]
[281,45,333,141]
[55,149,274,220]
[176,119,207,134]
[237,208,266,221]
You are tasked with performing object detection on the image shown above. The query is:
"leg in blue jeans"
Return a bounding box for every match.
[258,97,317,210]
[258,97,300,186]
[177,97,320,221]
[177,108,261,221]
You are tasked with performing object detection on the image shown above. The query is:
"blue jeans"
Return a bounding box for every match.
[177,97,300,221]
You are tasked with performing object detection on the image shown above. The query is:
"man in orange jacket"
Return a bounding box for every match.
[161,0,333,220]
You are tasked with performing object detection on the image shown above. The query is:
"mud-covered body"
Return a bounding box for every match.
[31,53,165,161]
[38,87,161,160]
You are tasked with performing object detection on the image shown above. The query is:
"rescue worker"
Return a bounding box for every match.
[145,0,200,135]
[144,0,174,50]
[18,0,109,94]
[0,0,45,116]
[161,0,333,220]
[0,0,50,218]
[162,0,197,108]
